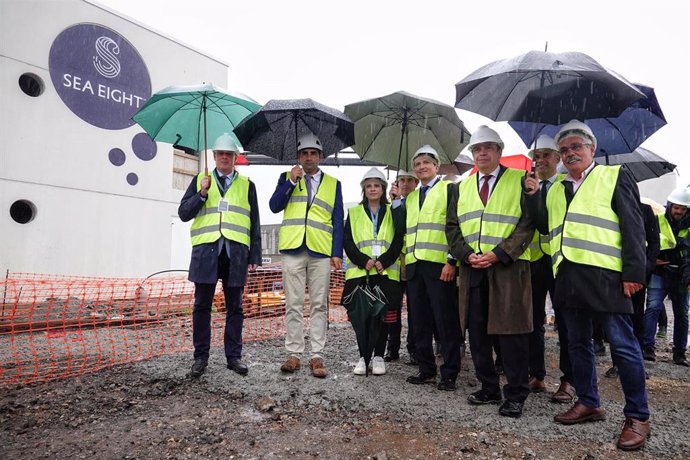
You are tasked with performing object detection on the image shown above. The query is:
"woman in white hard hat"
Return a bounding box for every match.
[343,167,405,375]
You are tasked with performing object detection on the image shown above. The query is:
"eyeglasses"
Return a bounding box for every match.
[558,143,591,155]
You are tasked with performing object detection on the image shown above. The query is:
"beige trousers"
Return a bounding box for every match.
[282,252,331,358]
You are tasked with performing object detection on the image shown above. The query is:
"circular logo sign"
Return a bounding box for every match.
[49,23,151,130]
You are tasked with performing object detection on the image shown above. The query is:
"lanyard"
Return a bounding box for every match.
[370,206,380,240]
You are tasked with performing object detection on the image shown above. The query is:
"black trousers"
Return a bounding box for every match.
[468,274,529,403]
[528,257,552,379]
[406,261,461,380]
[192,251,244,362]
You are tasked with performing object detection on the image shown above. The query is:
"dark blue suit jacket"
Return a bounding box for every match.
[178,171,262,286]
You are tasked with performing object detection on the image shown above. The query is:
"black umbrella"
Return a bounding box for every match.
[233,98,355,162]
[597,147,676,182]
[344,91,470,171]
[509,84,666,157]
[341,281,387,376]
[455,50,645,125]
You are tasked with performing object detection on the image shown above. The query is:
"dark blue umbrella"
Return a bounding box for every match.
[233,98,354,162]
[455,50,645,125]
[509,84,666,158]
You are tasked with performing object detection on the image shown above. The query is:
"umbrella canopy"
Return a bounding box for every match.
[132,83,261,152]
[454,50,645,125]
[344,91,470,171]
[233,98,355,162]
[509,84,666,157]
[597,147,676,182]
[342,283,387,376]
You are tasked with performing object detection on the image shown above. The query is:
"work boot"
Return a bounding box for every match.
[309,357,328,378]
[673,351,689,367]
[642,347,656,362]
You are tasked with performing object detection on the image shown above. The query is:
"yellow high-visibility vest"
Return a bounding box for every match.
[658,214,689,251]
[190,172,251,247]
[405,180,451,265]
[279,172,337,255]
[457,169,530,261]
[345,204,400,281]
[548,165,622,276]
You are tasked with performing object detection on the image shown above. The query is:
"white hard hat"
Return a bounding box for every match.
[360,167,387,188]
[528,134,559,159]
[555,119,597,149]
[297,132,323,152]
[411,144,440,164]
[467,125,504,151]
[212,133,241,152]
[667,186,690,207]
[397,169,418,180]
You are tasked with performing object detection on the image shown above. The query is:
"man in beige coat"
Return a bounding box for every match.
[446,125,535,418]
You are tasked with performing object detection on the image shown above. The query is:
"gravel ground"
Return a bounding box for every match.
[1,322,689,459]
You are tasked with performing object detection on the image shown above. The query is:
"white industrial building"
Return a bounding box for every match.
[1,0,228,277]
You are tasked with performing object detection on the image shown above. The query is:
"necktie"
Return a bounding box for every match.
[419,185,429,207]
[220,176,228,194]
[540,179,548,203]
[306,175,313,204]
[479,175,492,206]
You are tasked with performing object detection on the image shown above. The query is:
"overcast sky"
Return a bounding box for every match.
[98,0,689,222]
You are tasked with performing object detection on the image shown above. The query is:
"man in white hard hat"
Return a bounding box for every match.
[404,145,462,391]
[641,186,690,366]
[526,119,650,450]
[524,135,576,403]
[269,132,344,378]
[446,125,534,418]
[386,169,420,363]
[178,133,262,378]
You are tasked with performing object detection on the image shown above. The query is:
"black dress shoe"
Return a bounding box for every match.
[437,378,456,391]
[499,400,524,418]
[405,355,419,366]
[384,352,400,362]
[467,389,502,405]
[190,358,207,378]
[406,372,436,385]
[228,359,249,376]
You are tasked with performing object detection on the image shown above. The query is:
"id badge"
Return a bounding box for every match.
[372,244,382,257]
[218,198,229,212]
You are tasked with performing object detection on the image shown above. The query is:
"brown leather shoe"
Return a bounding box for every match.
[554,402,606,425]
[280,356,301,373]
[551,380,577,403]
[617,417,650,451]
[528,377,546,393]
[309,357,328,378]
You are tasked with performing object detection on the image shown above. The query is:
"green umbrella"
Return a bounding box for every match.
[132,83,261,173]
[342,282,387,376]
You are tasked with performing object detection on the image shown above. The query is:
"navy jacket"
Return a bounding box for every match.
[178,170,262,286]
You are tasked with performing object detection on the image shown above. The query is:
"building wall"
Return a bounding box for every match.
[0,0,227,277]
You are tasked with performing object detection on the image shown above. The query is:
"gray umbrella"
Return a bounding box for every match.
[344,91,470,171]
[233,98,355,162]
[455,50,645,125]
[597,147,676,182]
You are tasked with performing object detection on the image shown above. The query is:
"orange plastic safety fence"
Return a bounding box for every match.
[0,267,347,386]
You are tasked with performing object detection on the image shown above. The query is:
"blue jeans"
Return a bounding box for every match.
[643,274,689,353]
[561,308,649,420]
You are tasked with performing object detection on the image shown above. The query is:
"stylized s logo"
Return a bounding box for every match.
[93,36,120,78]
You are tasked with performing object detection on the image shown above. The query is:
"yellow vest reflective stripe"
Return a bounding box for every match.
[548,166,622,276]
[658,214,689,250]
[405,180,450,265]
[457,169,530,261]
[190,173,251,247]
[528,230,553,262]
[279,172,337,255]
[345,204,400,281]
